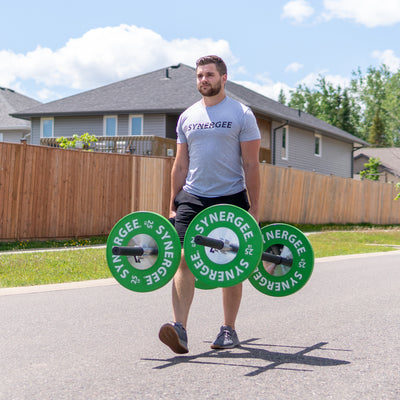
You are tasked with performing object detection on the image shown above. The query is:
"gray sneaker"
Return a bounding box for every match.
[159,322,188,354]
[211,325,240,349]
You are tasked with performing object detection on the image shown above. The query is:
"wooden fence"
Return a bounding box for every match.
[1,142,399,240]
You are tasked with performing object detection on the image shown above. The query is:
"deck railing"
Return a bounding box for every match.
[40,135,177,157]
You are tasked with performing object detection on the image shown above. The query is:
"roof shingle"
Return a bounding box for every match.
[0,87,41,129]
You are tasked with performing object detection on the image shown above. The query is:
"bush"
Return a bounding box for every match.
[360,157,382,181]
[56,133,97,150]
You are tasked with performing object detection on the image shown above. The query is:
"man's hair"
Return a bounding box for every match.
[196,55,227,76]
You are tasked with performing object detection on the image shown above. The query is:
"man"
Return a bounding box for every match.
[159,55,261,354]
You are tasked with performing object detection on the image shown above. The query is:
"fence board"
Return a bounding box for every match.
[1,142,400,241]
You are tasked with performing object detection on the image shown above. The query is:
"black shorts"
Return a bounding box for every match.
[174,189,250,244]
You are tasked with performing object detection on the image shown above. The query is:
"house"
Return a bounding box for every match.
[13,64,368,178]
[0,87,41,143]
[354,147,400,183]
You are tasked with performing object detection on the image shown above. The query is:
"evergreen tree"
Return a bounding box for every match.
[368,108,387,146]
[278,88,287,105]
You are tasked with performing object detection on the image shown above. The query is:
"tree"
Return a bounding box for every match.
[286,64,400,145]
[350,65,399,145]
[368,107,387,146]
[381,70,400,146]
[395,183,400,200]
[278,88,287,105]
[288,77,359,136]
[360,157,382,181]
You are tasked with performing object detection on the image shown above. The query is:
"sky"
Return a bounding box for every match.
[1,0,400,104]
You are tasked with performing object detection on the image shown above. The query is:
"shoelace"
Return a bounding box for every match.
[218,329,232,340]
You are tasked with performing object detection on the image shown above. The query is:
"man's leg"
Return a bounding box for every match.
[159,251,195,354]
[172,253,195,329]
[222,282,242,329]
[210,283,242,349]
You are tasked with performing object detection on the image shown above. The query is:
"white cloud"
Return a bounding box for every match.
[372,49,400,71]
[282,0,315,23]
[235,75,292,101]
[0,24,235,100]
[285,62,304,73]
[323,0,400,27]
[36,88,61,101]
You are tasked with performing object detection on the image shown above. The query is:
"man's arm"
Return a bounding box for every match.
[169,143,189,218]
[241,139,261,222]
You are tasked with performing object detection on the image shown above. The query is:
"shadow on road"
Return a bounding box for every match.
[143,339,351,376]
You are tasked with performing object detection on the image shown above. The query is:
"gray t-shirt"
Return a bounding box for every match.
[176,96,261,197]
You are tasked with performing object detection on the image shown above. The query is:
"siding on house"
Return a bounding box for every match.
[31,113,172,143]
[31,118,40,145]
[0,131,24,144]
[274,124,353,178]
[143,114,165,137]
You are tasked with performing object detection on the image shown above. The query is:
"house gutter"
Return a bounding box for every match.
[272,120,288,165]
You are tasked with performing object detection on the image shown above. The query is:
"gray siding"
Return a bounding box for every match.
[143,114,165,137]
[117,115,128,135]
[55,116,103,137]
[0,131,27,143]
[31,118,41,145]
[32,114,171,143]
[274,124,352,178]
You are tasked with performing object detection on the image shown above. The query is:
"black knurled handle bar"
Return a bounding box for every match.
[194,235,293,267]
[112,246,158,256]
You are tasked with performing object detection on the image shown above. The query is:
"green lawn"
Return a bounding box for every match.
[1,230,399,288]
[308,230,400,257]
[0,248,110,287]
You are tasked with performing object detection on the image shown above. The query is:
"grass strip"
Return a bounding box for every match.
[0,249,110,288]
[308,230,400,258]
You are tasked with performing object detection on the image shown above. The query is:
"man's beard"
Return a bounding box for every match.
[198,80,222,97]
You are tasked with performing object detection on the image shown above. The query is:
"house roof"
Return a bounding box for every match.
[0,87,41,131]
[354,147,400,177]
[12,64,367,145]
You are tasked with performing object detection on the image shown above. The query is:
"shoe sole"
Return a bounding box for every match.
[210,343,240,350]
[159,324,188,354]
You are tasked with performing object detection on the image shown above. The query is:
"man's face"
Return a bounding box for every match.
[196,63,227,97]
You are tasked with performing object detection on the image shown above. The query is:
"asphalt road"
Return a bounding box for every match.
[1,251,400,400]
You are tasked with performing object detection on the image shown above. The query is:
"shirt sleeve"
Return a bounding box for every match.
[176,114,188,144]
[240,108,261,142]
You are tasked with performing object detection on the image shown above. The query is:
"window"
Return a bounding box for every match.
[104,116,117,136]
[40,118,54,138]
[129,115,143,136]
[281,127,288,160]
[314,134,322,156]
[0,133,3,142]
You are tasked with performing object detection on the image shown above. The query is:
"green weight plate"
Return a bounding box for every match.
[248,223,314,297]
[184,204,262,288]
[194,277,218,290]
[106,211,181,292]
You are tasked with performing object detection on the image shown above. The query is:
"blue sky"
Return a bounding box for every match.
[1,0,400,103]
